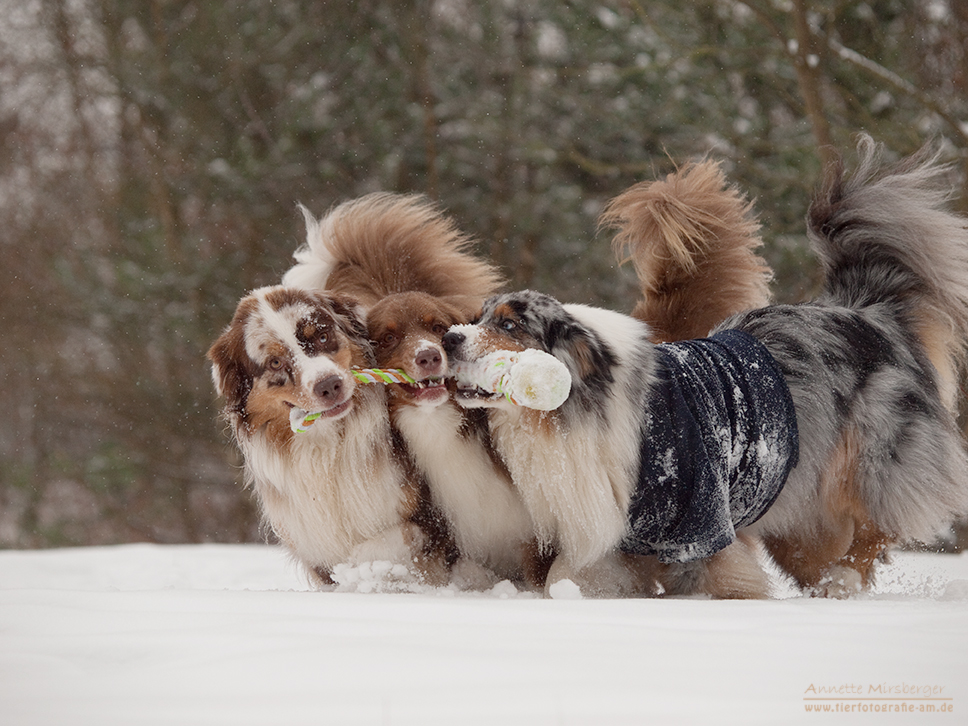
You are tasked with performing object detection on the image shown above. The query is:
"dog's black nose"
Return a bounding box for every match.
[314,374,344,403]
[442,331,464,354]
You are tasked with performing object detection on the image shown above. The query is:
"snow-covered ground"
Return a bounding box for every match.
[1,544,965,725]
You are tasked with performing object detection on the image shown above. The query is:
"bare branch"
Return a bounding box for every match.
[791,0,836,165]
[824,36,968,146]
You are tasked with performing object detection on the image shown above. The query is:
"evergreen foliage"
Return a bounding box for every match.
[1,0,964,546]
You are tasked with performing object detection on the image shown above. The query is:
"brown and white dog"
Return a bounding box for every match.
[207,286,439,587]
[284,195,543,586]
[444,138,968,598]
[208,193,499,587]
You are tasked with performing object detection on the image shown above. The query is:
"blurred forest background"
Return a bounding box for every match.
[2,0,967,549]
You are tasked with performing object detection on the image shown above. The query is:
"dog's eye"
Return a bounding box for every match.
[432,324,447,336]
[381,332,396,346]
[267,356,286,372]
[301,321,331,342]
[500,319,517,332]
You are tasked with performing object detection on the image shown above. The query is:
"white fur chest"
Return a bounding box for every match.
[490,304,656,570]
[395,402,534,577]
[490,408,632,570]
[244,396,409,572]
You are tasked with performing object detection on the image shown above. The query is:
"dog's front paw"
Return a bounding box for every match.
[334,523,432,593]
[331,560,420,593]
[812,565,864,599]
[547,578,584,600]
[448,556,502,591]
[347,522,424,565]
[545,552,661,598]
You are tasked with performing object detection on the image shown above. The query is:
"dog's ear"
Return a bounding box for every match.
[323,291,369,340]
[207,295,262,416]
[546,318,616,389]
[320,291,377,365]
[207,319,254,414]
[439,295,486,324]
[430,295,479,326]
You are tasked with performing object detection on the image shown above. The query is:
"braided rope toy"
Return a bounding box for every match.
[449,348,572,411]
[350,368,417,385]
[289,368,418,433]
[290,353,571,433]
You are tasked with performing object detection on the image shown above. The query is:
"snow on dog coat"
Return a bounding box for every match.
[621,329,799,564]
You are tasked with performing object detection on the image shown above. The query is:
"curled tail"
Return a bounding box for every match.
[282,192,503,309]
[601,160,772,343]
[809,135,968,408]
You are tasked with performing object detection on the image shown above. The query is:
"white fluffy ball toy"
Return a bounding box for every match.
[450,348,572,411]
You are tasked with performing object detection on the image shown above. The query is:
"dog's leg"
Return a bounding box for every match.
[339,521,449,588]
[812,425,894,597]
[839,520,892,587]
[521,538,557,591]
[405,520,458,587]
[659,535,770,599]
[448,556,502,590]
[544,555,579,596]
[762,521,854,593]
[762,516,890,598]
[765,424,887,597]
[704,535,771,598]
[544,552,661,598]
[814,520,892,598]
[308,565,335,588]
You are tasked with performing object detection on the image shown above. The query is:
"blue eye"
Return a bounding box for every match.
[501,320,516,332]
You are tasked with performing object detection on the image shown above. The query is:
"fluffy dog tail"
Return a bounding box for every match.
[602,160,772,343]
[282,193,503,309]
[809,135,968,408]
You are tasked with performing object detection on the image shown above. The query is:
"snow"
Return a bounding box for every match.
[1,544,966,725]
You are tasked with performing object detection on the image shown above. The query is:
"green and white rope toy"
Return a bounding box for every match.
[289,368,417,433]
[350,368,417,386]
[289,409,323,434]
[290,352,572,434]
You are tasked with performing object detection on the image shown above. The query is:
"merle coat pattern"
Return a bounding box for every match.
[445,138,968,598]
